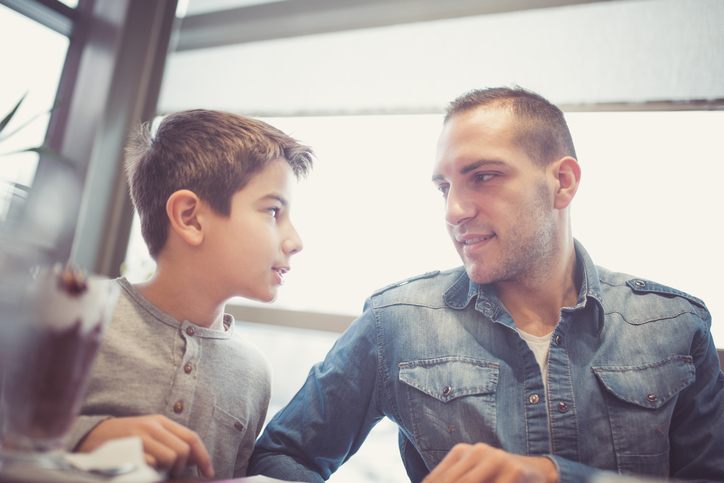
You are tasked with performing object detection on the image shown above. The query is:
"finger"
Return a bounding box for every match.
[423,444,471,482]
[141,436,183,473]
[144,452,157,469]
[155,418,213,478]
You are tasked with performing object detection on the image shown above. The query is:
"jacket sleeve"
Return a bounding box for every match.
[248,303,384,482]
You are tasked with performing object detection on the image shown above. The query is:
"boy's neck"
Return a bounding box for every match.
[134,267,226,329]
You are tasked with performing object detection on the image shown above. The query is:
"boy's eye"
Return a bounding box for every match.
[267,207,280,218]
[437,185,449,197]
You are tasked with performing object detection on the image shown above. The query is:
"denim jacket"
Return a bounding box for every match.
[249,241,724,482]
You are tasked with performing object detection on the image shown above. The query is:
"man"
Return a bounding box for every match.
[248,87,724,482]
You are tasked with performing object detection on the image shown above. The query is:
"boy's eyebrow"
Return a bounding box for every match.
[260,193,288,206]
[432,159,506,182]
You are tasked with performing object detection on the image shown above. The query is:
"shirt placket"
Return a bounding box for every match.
[166,322,201,427]
[546,312,580,462]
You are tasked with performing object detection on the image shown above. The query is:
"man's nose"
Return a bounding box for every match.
[444,187,475,227]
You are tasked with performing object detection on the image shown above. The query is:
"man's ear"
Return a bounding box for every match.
[166,190,204,247]
[552,156,581,210]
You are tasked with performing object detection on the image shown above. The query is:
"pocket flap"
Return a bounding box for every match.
[399,357,499,403]
[592,355,695,408]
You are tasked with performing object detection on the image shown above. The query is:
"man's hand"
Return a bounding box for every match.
[76,415,214,478]
[422,443,558,483]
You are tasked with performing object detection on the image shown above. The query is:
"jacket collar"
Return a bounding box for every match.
[442,239,605,333]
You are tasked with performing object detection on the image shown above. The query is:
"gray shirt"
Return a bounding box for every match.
[67,278,271,478]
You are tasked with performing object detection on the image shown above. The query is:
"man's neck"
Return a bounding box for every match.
[496,242,580,337]
[133,265,226,329]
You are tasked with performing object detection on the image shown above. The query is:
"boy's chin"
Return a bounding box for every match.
[255,291,278,304]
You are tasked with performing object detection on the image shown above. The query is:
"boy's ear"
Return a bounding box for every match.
[552,156,581,210]
[166,190,204,247]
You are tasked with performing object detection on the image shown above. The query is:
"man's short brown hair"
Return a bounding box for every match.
[125,109,314,260]
[444,86,577,167]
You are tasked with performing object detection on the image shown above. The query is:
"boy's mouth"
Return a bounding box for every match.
[273,267,289,285]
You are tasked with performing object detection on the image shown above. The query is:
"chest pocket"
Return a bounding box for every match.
[200,405,247,479]
[399,357,499,465]
[592,355,695,477]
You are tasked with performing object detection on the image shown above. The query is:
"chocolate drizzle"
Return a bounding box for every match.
[57,265,88,296]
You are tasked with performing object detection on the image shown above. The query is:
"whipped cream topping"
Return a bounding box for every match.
[26,265,120,333]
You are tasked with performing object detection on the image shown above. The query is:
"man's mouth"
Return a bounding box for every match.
[457,234,495,245]
[461,235,494,245]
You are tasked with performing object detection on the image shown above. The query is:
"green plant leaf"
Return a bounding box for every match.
[0,93,27,136]
[24,145,77,168]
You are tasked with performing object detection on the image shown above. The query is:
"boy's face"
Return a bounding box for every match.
[204,158,303,303]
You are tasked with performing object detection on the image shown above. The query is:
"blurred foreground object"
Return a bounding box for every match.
[1,265,118,452]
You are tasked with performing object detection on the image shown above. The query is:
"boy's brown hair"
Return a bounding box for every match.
[125,109,314,259]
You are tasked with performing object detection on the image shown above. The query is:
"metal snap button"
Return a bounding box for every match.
[234,421,244,431]
[646,394,658,402]
[186,327,195,336]
[635,280,645,287]
[174,401,184,413]
[442,386,451,396]
[184,363,193,374]
[483,302,492,310]
[555,335,563,346]
[529,394,539,404]
[557,402,569,413]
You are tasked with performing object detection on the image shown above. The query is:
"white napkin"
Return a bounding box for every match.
[63,436,164,483]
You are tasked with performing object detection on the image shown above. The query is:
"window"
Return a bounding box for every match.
[123,111,724,346]
[0,4,70,222]
[122,107,723,481]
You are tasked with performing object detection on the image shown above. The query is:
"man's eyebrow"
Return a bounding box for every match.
[432,159,507,182]
[460,159,506,175]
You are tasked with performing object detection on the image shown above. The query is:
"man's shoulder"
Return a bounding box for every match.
[595,265,710,324]
[369,266,467,306]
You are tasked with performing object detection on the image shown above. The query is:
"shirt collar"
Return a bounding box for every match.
[442,239,605,333]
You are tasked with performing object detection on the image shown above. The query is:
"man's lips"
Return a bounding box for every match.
[454,234,496,253]
[455,234,495,244]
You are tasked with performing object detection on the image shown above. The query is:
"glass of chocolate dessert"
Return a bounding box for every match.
[0,265,119,457]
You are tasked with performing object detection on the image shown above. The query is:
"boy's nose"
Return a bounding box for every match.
[284,224,303,255]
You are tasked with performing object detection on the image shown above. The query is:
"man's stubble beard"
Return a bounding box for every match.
[464,179,558,287]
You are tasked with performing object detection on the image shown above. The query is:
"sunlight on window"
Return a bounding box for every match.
[121,109,723,483]
[0,5,69,221]
[123,111,724,347]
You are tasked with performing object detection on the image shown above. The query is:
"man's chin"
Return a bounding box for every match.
[464,264,496,286]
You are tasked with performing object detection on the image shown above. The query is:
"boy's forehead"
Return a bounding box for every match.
[237,159,296,200]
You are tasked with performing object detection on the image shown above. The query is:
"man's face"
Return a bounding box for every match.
[204,158,303,303]
[432,107,559,286]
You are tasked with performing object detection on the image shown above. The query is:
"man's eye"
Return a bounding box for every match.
[267,207,280,218]
[437,185,449,196]
[476,173,495,182]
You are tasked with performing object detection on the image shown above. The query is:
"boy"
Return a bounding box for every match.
[65,109,313,479]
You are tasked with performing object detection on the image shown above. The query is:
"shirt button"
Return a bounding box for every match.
[174,401,184,413]
[646,394,658,402]
[184,363,193,374]
[186,327,195,336]
[555,335,563,346]
[529,394,540,404]
[442,386,452,396]
[557,402,569,413]
[234,422,244,431]
[483,302,492,310]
